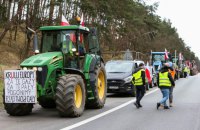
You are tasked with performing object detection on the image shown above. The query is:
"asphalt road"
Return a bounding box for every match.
[0,74,200,130]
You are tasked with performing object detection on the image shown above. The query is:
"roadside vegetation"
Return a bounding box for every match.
[0,75,3,109]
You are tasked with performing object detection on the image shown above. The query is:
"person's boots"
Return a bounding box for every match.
[157,103,160,109]
[169,101,173,107]
[134,102,139,108]
[138,103,142,108]
[164,106,170,109]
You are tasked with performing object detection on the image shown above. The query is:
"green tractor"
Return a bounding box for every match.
[3,21,107,117]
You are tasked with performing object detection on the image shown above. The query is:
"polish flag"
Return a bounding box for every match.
[164,48,169,60]
[61,15,70,26]
[80,13,84,26]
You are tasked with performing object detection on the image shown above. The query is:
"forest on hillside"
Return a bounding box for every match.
[0,0,199,69]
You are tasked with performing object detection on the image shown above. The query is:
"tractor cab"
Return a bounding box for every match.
[38,25,99,69]
[151,52,172,72]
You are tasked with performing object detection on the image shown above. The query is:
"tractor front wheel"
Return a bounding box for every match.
[87,63,107,108]
[55,74,86,117]
[3,90,33,116]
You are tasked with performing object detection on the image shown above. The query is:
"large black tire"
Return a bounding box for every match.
[38,96,56,109]
[86,63,107,108]
[55,74,86,117]
[3,90,33,116]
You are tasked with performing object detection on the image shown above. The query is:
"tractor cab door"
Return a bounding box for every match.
[88,27,100,55]
[62,31,78,69]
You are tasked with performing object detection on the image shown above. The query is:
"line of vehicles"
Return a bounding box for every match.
[2,17,198,118]
[106,50,198,96]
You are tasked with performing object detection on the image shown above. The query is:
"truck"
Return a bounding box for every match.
[3,17,107,117]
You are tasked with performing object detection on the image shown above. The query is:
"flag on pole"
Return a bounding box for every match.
[164,48,169,60]
[80,13,84,26]
[61,15,70,26]
[179,52,183,61]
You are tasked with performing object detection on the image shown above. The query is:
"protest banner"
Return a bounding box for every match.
[4,70,37,103]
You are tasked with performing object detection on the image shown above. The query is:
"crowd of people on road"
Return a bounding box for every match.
[132,62,179,110]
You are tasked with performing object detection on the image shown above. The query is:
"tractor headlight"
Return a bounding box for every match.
[38,67,43,71]
[124,76,132,83]
[32,67,37,71]
[23,67,27,70]
[72,48,77,52]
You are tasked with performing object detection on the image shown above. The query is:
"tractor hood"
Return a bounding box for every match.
[20,52,63,66]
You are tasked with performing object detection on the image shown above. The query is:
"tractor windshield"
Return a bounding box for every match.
[152,54,165,62]
[41,30,76,53]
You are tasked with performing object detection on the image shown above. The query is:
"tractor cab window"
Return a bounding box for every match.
[41,31,61,52]
[88,28,100,54]
[152,54,165,62]
[41,30,76,53]
[78,32,87,56]
[61,31,76,55]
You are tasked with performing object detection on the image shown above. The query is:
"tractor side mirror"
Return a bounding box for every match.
[33,34,39,54]
[27,27,39,54]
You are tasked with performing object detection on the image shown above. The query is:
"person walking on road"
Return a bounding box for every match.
[157,63,175,109]
[183,65,189,78]
[132,63,146,108]
[168,62,176,107]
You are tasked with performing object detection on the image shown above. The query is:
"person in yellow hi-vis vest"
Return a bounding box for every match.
[187,66,190,77]
[132,63,146,109]
[183,66,189,78]
[157,63,175,109]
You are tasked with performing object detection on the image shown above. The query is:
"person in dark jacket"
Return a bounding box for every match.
[157,63,175,109]
[132,63,146,108]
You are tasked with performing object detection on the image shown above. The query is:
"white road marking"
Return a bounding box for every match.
[60,88,159,130]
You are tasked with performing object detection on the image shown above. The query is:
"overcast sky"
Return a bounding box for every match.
[146,0,200,59]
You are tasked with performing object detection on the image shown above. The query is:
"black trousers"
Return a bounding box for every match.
[136,85,145,104]
[184,72,187,78]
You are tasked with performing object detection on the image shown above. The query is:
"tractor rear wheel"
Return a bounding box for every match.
[87,63,107,108]
[55,74,86,117]
[3,90,33,116]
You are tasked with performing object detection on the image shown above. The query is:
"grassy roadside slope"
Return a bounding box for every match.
[0,79,3,109]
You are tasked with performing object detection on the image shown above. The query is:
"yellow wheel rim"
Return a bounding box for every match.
[98,70,105,100]
[74,84,82,108]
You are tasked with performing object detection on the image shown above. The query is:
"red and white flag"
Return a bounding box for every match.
[80,13,84,26]
[61,15,70,26]
[164,48,169,60]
